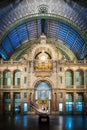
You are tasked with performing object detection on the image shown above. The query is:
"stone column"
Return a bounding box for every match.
[31,61,34,73]
[28,61,31,73]
[51,91,58,113]
[73,71,76,89]
[56,92,58,112]
[29,92,32,112]
[28,92,30,112]
[62,67,65,89]
[11,71,14,89]
[10,92,14,115]
[53,61,57,72]
[1,71,3,89]
[73,92,76,114]
[0,71,3,88]
[54,92,57,112]
[32,91,35,113]
[63,92,66,115]
[84,92,87,114]
[0,92,3,115]
[84,71,86,89]
[50,91,54,113]
[20,92,23,115]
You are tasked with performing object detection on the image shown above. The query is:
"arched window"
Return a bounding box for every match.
[75,70,84,86]
[35,81,52,100]
[65,70,73,87]
[3,70,12,86]
[14,70,21,86]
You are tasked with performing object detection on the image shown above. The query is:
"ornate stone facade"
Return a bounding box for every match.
[0,35,87,115]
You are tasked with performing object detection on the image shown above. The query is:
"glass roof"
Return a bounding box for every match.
[0,0,87,60]
[0,19,86,60]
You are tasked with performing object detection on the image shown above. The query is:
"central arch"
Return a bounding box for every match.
[35,80,52,112]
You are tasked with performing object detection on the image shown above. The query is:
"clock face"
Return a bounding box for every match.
[40,55,46,61]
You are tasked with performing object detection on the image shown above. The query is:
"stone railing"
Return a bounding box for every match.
[58,59,87,65]
[66,85,74,88]
[1,85,21,89]
[0,59,28,65]
[76,85,84,88]
[0,59,87,66]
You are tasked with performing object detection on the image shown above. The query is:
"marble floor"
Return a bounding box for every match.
[0,114,87,130]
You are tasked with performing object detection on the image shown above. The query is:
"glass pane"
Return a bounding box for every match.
[17,24,28,43]
[23,103,28,112]
[66,102,73,112]
[35,81,51,100]
[75,71,83,85]
[76,102,83,111]
[59,103,63,112]
[14,103,21,113]
[8,29,20,48]
[4,103,11,112]
[66,70,73,85]
[15,71,21,85]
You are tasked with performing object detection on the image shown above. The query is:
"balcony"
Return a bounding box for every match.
[76,85,84,88]
[3,85,11,88]
[66,85,74,88]
[4,99,10,102]
[13,85,21,88]
[76,99,83,102]
[66,99,73,102]
[34,60,53,77]
[14,99,21,103]
[34,60,53,71]
[1,85,21,89]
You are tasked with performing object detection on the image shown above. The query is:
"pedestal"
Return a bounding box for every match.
[39,115,49,124]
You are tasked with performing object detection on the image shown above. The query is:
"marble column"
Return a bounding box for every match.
[51,91,54,113]
[73,71,76,89]
[29,92,32,112]
[63,92,66,114]
[56,92,58,112]
[0,71,3,89]
[73,92,76,114]
[10,92,14,115]
[20,92,23,114]
[84,92,87,114]
[11,71,14,89]
[54,92,57,112]
[0,92,3,115]
[84,71,86,89]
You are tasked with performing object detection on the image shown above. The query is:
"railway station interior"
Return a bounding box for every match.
[0,0,87,117]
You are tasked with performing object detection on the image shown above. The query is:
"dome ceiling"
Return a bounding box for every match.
[0,0,87,60]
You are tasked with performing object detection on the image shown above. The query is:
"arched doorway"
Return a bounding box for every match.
[35,80,52,112]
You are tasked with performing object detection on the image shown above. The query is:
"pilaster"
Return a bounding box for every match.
[20,92,23,114]
[0,92,3,115]
[73,71,76,89]
[63,92,66,115]
[73,92,76,114]
[84,92,87,114]
[10,92,14,115]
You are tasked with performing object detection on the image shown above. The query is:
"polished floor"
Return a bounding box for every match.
[0,114,87,130]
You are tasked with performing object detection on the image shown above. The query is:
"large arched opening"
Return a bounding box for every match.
[35,80,52,112]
